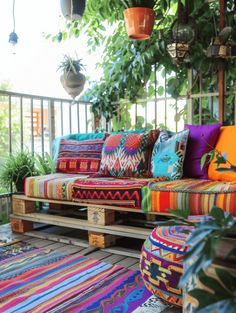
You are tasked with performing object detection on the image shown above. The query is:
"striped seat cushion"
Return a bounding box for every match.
[149,178,236,216]
[25,173,89,200]
[72,177,150,208]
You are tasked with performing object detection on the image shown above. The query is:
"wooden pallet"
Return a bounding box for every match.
[10,194,171,248]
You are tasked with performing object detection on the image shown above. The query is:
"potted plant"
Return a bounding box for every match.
[120,0,156,40]
[0,151,39,193]
[60,0,86,20]
[58,54,86,99]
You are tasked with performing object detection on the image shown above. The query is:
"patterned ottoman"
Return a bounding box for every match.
[140,225,193,307]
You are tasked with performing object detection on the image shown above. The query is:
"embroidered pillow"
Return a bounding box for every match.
[99,130,159,178]
[183,123,221,179]
[151,129,189,179]
[56,138,106,174]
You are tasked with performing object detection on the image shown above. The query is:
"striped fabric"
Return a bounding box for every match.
[150,178,236,216]
[25,173,89,200]
[72,177,151,209]
[0,245,151,313]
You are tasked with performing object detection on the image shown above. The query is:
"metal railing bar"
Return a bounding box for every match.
[60,101,64,135]
[30,97,34,153]
[41,99,44,157]
[0,90,91,105]
[20,96,23,151]
[69,102,72,134]
[9,95,12,154]
[85,104,88,133]
[77,102,80,133]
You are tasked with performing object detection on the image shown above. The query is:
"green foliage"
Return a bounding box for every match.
[58,55,85,74]
[0,150,39,192]
[120,0,157,9]
[35,152,56,175]
[167,206,236,313]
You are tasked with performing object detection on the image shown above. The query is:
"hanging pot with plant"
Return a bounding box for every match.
[58,54,86,99]
[121,0,156,40]
[60,0,86,20]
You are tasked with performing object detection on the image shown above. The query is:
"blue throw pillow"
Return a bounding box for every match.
[151,129,189,179]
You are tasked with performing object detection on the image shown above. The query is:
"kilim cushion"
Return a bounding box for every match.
[99,130,159,178]
[25,173,88,200]
[208,125,236,181]
[140,225,193,307]
[149,178,236,216]
[151,129,189,180]
[72,177,150,208]
[57,138,106,174]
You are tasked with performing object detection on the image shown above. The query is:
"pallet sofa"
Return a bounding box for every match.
[11,124,236,245]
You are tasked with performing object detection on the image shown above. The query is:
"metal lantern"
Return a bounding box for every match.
[167,23,195,64]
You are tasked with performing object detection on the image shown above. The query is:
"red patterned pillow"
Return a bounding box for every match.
[99,130,159,177]
[56,138,106,174]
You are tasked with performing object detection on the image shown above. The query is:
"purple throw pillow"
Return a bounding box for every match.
[183,123,222,179]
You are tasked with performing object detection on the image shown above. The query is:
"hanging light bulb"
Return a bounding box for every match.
[9,0,19,46]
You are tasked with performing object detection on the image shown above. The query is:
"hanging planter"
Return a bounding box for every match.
[60,0,86,20]
[121,1,156,40]
[207,27,236,59]
[58,55,86,100]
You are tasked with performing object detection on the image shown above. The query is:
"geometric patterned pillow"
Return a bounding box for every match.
[99,130,159,178]
[56,138,106,174]
[151,129,189,180]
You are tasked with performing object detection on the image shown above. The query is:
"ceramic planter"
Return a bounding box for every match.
[123,7,155,40]
[60,71,85,99]
[60,0,86,20]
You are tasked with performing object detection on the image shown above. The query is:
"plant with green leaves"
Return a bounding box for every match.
[35,152,56,175]
[0,150,39,192]
[120,0,157,9]
[161,207,236,313]
[58,55,85,75]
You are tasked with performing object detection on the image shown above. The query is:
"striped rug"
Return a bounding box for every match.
[0,242,151,313]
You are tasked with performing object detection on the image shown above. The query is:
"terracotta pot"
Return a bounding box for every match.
[123,7,155,40]
[60,71,85,99]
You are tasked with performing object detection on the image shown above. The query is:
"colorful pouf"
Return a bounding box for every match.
[140,225,193,307]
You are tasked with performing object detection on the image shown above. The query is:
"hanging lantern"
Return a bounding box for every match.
[60,0,86,20]
[9,0,18,46]
[167,0,195,64]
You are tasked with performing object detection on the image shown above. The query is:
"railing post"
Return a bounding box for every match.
[48,100,56,157]
[187,68,193,124]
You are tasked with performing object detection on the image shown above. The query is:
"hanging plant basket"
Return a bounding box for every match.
[60,71,85,99]
[60,0,86,20]
[123,7,155,40]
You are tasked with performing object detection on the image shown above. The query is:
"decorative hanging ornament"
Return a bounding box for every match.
[9,0,18,45]
[167,0,195,64]
[60,0,86,21]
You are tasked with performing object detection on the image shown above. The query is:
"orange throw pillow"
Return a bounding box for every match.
[208,126,236,181]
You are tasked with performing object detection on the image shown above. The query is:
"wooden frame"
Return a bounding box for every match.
[10,194,171,248]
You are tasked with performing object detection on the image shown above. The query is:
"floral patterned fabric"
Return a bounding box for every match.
[56,138,106,174]
[99,130,159,178]
[151,129,189,180]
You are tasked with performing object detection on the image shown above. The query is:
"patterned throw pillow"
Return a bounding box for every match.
[151,129,189,179]
[56,138,106,174]
[99,130,159,178]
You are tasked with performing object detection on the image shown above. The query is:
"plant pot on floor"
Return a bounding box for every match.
[123,7,155,40]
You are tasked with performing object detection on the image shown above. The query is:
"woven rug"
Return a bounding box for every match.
[0,242,152,313]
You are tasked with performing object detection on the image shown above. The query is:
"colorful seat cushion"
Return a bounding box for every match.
[25,173,88,200]
[99,130,159,178]
[149,179,236,216]
[56,138,106,174]
[208,126,236,181]
[184,123,221,179]
[140,225,192,307]
[72,177,150,208]
[151,129,189,180]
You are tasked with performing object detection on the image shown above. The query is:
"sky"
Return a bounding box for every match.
[0,0,102,98]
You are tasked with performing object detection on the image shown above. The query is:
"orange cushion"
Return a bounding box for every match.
[208,126,236,181]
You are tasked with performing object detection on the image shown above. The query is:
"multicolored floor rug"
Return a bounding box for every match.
[0,242,152,313]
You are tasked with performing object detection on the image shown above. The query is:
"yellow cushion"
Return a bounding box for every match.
[208,126,236,181]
